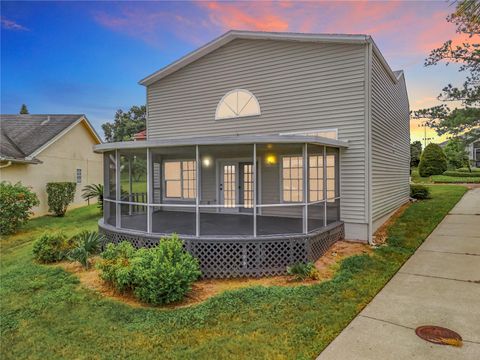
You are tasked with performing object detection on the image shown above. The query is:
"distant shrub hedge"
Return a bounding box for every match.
[0,181,39,235]
[443,170,480,177]
[46,182,76,217]
[410,184,430,200]
[418,143,448,177]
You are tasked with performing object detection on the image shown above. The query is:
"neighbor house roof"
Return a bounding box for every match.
[139,30,402,86]
[133,129,147,141]
[0,114,102,164]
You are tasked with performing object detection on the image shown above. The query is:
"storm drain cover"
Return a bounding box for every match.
[415,326,463,347]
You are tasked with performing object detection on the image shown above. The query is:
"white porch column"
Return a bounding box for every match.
[195,145,200,237]
[303,143,308,234]
[253,143,257,237]
[147,148,152,233]
[323,145,327,227]
[115,149,121,228]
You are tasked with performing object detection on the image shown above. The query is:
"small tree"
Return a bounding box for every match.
[444,138,469,170]
[19,104,29,114]
[410,141,423,167]
[46,182,76,217]
[82,184,104,210]
[0,182,39,235]
[418,143,448,177]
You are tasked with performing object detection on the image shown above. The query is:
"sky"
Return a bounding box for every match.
[0,0,471,143]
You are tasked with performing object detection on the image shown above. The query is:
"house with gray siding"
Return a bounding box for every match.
[94,30,410,278]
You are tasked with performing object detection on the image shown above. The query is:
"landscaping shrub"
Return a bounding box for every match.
[0,181,39,235]
[456,167,480,173]
[98,235,201,305]
[97,241,136,293]
[442,170,480,177]
[130,235,201,305]
[32,232,74,263]
[82,184,104,211]
[286,262,320,281]
[410,184,430,200]
[68,231,104,269]
[418,143,448,177]
[46,182,76,217]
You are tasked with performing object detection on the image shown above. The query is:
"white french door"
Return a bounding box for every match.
[219,162,238,212]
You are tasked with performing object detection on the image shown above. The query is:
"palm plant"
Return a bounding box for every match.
[68,231,104,269]
[82,184,104,210]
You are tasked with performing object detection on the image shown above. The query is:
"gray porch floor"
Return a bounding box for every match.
[115,210,335,236]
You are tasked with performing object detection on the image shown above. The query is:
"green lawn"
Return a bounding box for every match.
[0,186,467,359]
[431,175,480,183]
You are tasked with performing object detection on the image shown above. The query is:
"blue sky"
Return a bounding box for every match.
[1,1,469,141]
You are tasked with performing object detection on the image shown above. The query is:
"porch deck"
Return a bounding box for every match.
[116,210,333,237]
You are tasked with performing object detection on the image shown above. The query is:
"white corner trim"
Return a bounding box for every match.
[26,116,102,160]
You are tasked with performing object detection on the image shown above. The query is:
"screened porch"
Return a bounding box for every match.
[99,135,346,239]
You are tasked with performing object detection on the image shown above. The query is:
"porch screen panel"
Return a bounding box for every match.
[326,147,340,224]
[307,144,325,231]
[198,144,254,236]
[117,149,148,231]
[103,151,117,226]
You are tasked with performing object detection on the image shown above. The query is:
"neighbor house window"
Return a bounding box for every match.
[309,155,323,201]
[282,156,303,202]
[164,160,196,199]
[76,168,82,184]
[215,89,260,120]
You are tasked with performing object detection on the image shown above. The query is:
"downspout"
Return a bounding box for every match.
[365,38,374,245]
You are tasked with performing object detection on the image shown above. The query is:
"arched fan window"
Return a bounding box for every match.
[215,89,261,120]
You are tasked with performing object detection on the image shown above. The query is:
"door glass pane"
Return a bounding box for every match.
[241,163,253,209]
[223,164,236,208]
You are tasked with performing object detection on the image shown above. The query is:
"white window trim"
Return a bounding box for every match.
[280,155,304,204]
[162,159,196,201]
[279,128,338,140]
[215,88,261,120]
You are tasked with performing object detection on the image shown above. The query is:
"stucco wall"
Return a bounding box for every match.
[0,121,102,216]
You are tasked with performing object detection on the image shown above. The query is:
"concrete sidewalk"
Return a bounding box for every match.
[318,188,480,360]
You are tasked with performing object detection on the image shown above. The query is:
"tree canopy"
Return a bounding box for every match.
[444,138,469,169]
[410,141,422,167]
[102,105,146,143]
[413,0,479,143]
[19,104,29,114]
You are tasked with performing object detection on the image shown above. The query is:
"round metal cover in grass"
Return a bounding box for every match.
[415,326,462,346]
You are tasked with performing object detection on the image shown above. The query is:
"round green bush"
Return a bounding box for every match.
[32,232,74,263]
[418,143,447,177]
[131,236,201,305]
[0,181,39,235]
[97,235,201,305]
[46,182,76,217]
[410,184,430,200]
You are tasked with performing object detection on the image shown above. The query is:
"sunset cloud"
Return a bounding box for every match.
[1,16,29,31]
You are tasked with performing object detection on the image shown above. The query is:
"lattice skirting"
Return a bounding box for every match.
[99,221,344,278]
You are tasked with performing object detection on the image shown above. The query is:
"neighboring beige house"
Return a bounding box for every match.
[0,114,103,216]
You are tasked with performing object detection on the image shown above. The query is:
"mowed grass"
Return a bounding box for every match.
[431,175,480,183]
[0,186,467,360]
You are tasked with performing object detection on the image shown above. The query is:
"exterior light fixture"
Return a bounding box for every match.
[202,156,212,167]
[265,154,277,166]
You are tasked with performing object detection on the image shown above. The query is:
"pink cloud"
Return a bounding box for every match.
[1,17,29,31]
[199,1,289,32]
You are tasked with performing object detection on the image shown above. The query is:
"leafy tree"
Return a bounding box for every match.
[410,141,422,167]
[418,143,448,177]
[413,1,479,143]
[19,104,29,114]
[444,138,469,169]
[102,105,146,142]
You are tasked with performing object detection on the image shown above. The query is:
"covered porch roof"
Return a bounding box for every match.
[93,134,348,153]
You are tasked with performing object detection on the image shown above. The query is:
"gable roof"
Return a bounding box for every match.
[0,114,102,163]
[139,30,401,86]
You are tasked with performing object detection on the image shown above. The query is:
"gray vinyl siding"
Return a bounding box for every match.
[371,53,410,222]
[147,39,367,224]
